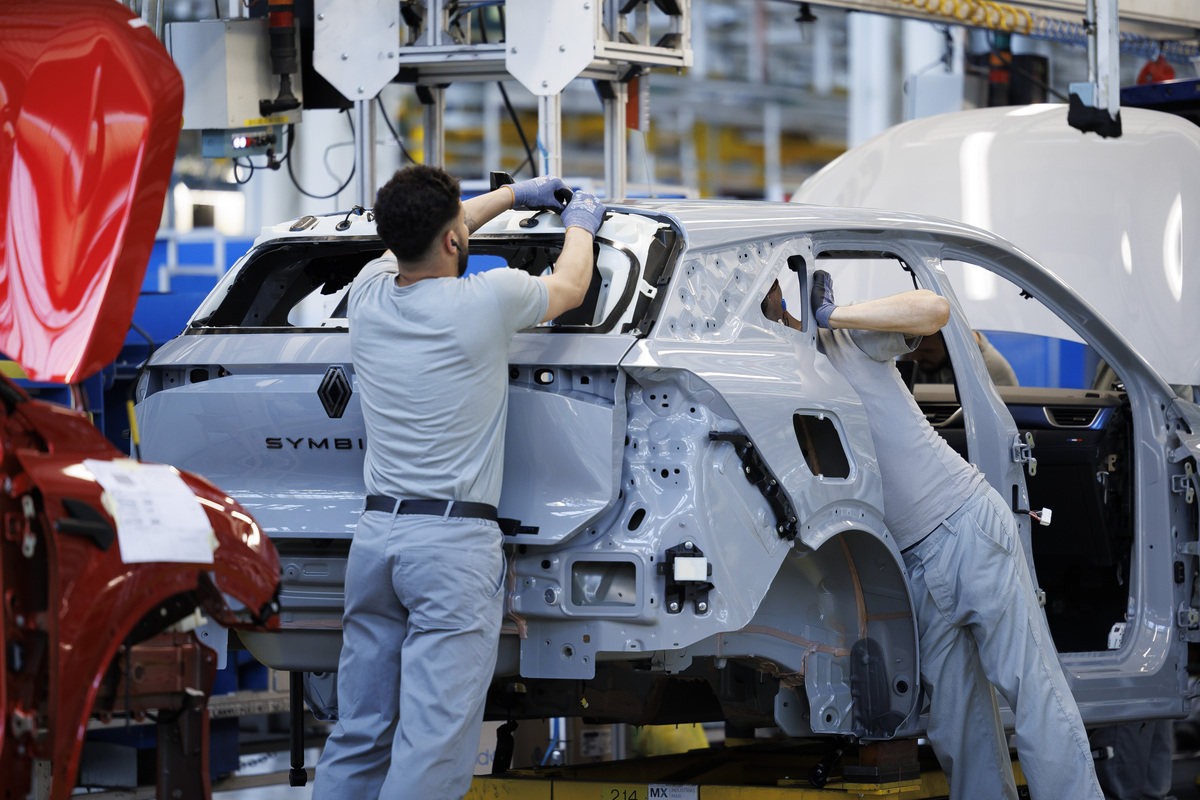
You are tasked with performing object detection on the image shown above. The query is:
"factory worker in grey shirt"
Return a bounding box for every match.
[765,273,1101,800]
[313,165,605,800]
[908,329,1019,387]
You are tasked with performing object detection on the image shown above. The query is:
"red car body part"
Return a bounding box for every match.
[1,382,282,800]
[0,0,183,383]
[0,3,282,798]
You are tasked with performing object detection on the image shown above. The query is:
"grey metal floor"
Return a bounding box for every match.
[213,749,317,800]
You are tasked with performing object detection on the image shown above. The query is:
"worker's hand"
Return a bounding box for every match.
[508,176,570,212]
[560,191,605,237]
[812,269,837,329]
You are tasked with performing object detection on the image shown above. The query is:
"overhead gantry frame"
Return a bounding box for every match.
[307,0,1198,203]
[312,0,693,204]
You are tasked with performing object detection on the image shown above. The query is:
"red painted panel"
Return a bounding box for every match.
[0,382,281,800]
[0,1,183,382]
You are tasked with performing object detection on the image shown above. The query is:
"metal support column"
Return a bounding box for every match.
[419,0,449,47]
[141,0,165,41]
[763,102,782,202]
[314,0,400,200]
[483,83,503,181]
[1069,0,1122,135]
[288,671,307,787]
[354,98,377,207]
[423,86,446,168]
[1086,0,1097,86]
[848,13,899,147]
[813,12,834,96]
[1094,0,1120,120]
[537,93,562,180]
[604,82,628,200]
[679,107,698,195]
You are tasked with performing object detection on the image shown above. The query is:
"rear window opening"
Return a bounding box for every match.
[187,228,673,335]
[190,240,384,329]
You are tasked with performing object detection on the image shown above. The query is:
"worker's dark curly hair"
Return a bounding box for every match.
[373,165,461,260]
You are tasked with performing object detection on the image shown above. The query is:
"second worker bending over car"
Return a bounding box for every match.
[764,272,1101,800]
[907,329,1018,387]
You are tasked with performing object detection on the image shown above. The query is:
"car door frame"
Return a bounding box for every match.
[909,232,1194,724]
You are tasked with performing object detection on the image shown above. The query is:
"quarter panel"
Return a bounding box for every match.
[501,383,621,542]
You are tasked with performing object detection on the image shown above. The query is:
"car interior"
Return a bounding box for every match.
[923,381,1133,652]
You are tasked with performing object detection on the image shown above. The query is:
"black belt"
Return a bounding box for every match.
[363,494,498,521]
[900,530,934,554]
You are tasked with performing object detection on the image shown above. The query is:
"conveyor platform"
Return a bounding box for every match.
[466,741,1029,799]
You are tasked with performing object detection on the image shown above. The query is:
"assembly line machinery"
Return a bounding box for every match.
[148,0,1200,209]
[82,1,1200,797]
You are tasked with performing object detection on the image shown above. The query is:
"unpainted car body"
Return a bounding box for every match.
[136,197,1200,739]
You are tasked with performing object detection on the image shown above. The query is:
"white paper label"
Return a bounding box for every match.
[84,459,215,564]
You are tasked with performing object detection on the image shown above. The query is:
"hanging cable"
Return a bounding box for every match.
[284,116,356,200]
[499,85,538,178]
[322,140,355,186]
[449,0,503,25]
[232,157,256,184]
[891,0,1031,34]
[1008,59,1069,101]
[480,6,538,177]
[375,95,418,164]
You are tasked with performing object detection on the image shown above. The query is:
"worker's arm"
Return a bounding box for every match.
[461,176,569,233]
[813,270,949,336]
[540,191,605,322]
[827,291,949,335]
[461,188,514,233]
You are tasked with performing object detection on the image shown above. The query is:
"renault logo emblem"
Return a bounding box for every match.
[318,366,352,419]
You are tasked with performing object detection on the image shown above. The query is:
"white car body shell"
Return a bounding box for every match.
[794,104,1200,386]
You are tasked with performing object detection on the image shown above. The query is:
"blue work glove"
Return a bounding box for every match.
[812,269,837,329]
[508,176,569,212]
[560,191,605,237]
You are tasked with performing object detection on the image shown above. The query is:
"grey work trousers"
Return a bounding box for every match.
[902,485,1103,800]
[1091,720,1175,800]
[313,509,505,800]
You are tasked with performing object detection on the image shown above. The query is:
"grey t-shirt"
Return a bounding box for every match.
[912,330,1018,387]
[348,255,548,507]
[818,327,984,549]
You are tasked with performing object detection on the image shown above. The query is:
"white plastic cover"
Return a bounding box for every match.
[795,105,1200,385]
[673,556,709,582]
[314,0,399,100]
[505,0,594,96]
